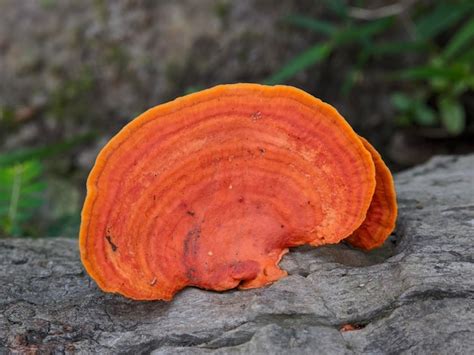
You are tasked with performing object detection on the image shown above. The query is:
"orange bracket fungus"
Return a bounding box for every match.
[79,84,397,301]
[346,137,397,250]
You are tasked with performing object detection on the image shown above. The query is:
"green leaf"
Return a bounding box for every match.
[458,46,474,63]
[452,81,470,96]
[285,15,336,35]
[17,160,42,183]
[413,102,437,126]
[264,43,332,85]
[322,0,348,17]
[443,18,474,59]
[334,18,393,45]
[368,40,429,56]
[20,182,47,195]
[0,160,45,236]
[391,93,415,111]
[416,2,473,39]
[438,96,466,135]
[17,197,43,209]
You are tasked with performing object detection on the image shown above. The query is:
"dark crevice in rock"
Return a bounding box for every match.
[251,313,333,328]
[198,325,256,349]
[399,289,474,302]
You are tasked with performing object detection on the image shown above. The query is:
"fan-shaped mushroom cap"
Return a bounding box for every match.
[345,137,397,250]
[79,84,377,300]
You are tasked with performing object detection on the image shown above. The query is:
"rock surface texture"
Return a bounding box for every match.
[1,154,473,354]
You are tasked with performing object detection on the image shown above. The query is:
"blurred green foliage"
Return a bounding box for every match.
[0,134,94,237]
[264,15,394,90]
[267,0,474,135]
[0,160,44,237]
[392,8,474,135]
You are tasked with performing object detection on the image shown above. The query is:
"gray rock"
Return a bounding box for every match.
[1,154,473,354]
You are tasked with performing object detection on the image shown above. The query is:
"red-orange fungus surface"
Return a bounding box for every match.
[79,83,397,301]
[346,137,397,250]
